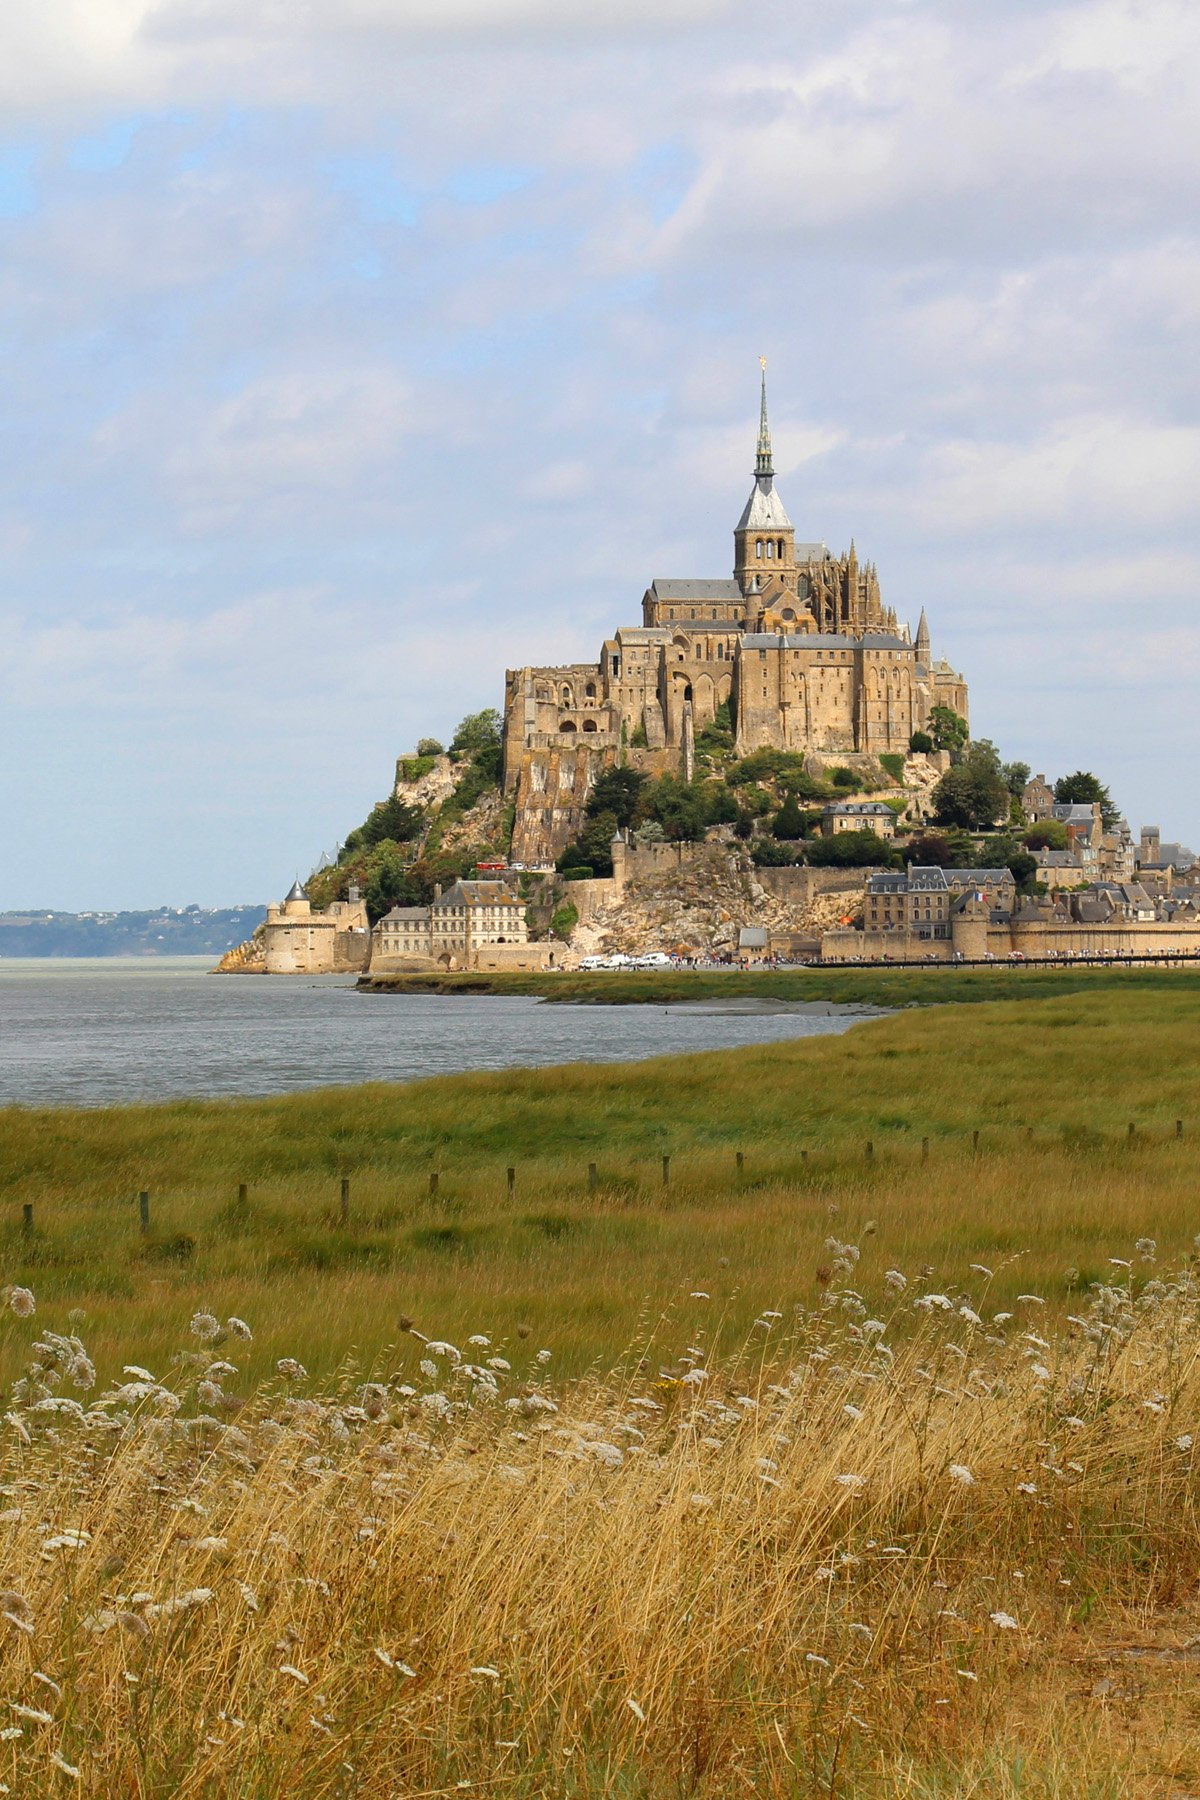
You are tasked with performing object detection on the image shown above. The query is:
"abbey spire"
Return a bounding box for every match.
[755,359,774,478]
[734,360,795,596]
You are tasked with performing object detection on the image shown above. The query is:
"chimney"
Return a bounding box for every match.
[347,883,360,903]
[434,883,442,900]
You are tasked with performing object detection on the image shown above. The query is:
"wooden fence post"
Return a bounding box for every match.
[429,1171,439,1198]
[972,1129,980,1158]
[237,1182,248,1209]
[736,1151,744,1173]
[1127,1122,1136,1144]
[662,1155,670,1187]
[139,1191,150,1235]
[507,1166,516,1198]
[21,1204,32,1236]
[921,1137,929,1162]
[340,1177,350,1224]
[1177,1120,1185,1139]
[865,1141,874,1162]
[588,1162,598,1193]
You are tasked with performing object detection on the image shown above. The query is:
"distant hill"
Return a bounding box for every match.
[0,907,266,958]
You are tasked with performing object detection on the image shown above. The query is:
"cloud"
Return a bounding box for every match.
[1,0,1200,904]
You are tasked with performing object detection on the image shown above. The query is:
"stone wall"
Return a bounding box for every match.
[820,918,1200,963]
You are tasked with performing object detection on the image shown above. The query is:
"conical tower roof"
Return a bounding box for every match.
[737,359,793,532]
[285,878,308,902]
[914,608,931,659]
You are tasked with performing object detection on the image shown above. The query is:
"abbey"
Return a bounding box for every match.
[502,374,969,863]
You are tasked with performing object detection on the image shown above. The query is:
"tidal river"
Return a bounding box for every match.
[0,958,883,1108]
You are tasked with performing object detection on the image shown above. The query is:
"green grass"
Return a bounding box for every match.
[3,971,1200,1388]
[357,961,1200,1008]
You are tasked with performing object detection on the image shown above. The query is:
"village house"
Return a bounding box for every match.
[821,800,897,839]
[371,879,557,973]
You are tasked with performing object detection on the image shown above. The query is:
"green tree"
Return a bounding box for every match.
[1024,821,1067,851]
[806,831,898,868]
[1002,759,1031,798]
[586,767,646,827]
[363,846,415,923]
[359,795,424,848]
[1054,771,1118,829]
[929,706,969,754]
[932,742,1009,830]
[416,737,444,756]
[909,730,934,754]
[772,793,807,840]
[450,709,502,756]
[750,838,800,867]
[555,810,619,878]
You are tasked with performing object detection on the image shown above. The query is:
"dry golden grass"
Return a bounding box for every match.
[0,1248,1198,1797]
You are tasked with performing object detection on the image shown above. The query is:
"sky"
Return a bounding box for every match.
[1,0,1198,909]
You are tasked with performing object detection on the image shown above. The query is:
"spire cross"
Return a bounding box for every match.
[756,357,774,479]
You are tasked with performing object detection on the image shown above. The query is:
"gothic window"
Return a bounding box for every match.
[766,540,774,559]
[584,682,596,699]
[560,719,577,733]
[755,539,763,559]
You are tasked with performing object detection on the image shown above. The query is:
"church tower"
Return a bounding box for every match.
[734,364,797,599]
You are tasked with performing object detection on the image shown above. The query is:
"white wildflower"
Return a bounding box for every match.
[1016,1294,1045,1305]
[226,1317,252,1341]
[835,1473,866,1492]
[689,1291,710,1300]
[689,1493,712,1510]
[466,1335,490,1348]
[9,1703,52,1724]
[50,1753,79,1779]
[8,1289,35,1320]
[189,1312,220,1342]
[989,1611,1020,1630]
[625,1698,645,1723]
[805,1653,831,1668]
[884,1270,907,1291]
[1135,1238,1157,1260]
[470,1666,500,1679]
[276,1359,307,1381]
[969,1264,993,1278]
[948,1464,975,1486]
[1017,1482,1038,1495]
[680,1368,709,1386]
[535,1349,551,1365]
[1175,1434,1193,1452]
[486,1358,511,1372]
[278,1665,309,1684]
[956,1668,978,1681]
[419,1361,438,1380]
[425,1341,460,1362]
[844,1404,863,1422]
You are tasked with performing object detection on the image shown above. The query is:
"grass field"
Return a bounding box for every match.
[2,970,1200,1384]
[3,969,1200,1795]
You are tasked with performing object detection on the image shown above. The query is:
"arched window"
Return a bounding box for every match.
[560,686,572,706]
[778,539,784,559]
[755,539,763,559]
[766,540,774,559]
[560,719,577,733]
[582,718,598,733]
[584,682,596,700]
